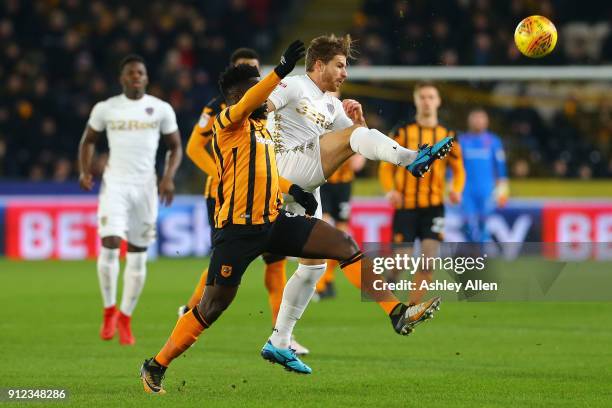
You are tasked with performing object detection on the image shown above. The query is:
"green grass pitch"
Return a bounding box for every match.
[1,258,611,407]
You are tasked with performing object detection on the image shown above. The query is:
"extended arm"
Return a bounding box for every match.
[493,137,509,206]
[159,131,183,206]
[78,126,102,191]
[186,130,217,177]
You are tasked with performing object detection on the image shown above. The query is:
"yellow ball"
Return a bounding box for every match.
[514,15,558,58]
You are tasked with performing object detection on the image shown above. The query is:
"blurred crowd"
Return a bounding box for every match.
[352,0,612,66]
[1,0,610,183]
[0,0,291,181]
[350,0,612,178]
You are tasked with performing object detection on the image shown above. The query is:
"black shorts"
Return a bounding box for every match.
[321,182,351,222]
[393,206,445,243]
[207,210,317,286]
[206,197,216,244]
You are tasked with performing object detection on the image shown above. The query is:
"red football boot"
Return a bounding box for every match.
[117,312,135,345]
[100,306,119,340]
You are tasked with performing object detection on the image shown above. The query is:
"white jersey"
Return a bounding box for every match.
[266,74,353,154]
[88,94,178,184]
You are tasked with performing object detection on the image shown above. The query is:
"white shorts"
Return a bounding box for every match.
[97,179,158,247]
[276,137,325,219]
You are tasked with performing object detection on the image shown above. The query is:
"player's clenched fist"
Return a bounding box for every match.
[158,176,175,206]
[342,99,366,127]
[274,40,306,78]
[289,184,318,216]
[79,172,94,191]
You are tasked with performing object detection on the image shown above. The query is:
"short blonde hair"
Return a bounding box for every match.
[306,34,354,72]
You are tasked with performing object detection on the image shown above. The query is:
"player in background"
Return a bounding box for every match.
[316,154,365,299]
[459,108,509,243]
[379,82,465,305]
[263,35,452,355]
[78,55,182,345]
[179,48,308,355]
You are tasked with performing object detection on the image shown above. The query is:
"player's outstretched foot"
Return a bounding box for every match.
[290,335,310,356]
[140,358,167,394]
[390,297,441,335]
[100,306,119,340]
[177,305,190,318]
[117,312,135,345]
[406,136,454,177]
[261,340,312,374]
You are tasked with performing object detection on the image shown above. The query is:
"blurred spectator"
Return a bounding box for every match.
[353,0,611,66]
[0,0,294,182]
[512,159,530,178]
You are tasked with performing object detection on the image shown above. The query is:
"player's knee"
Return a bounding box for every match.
[294,263,327,287]
[262,253,286,265]
[336,232,360,261]
[102,236,121,249]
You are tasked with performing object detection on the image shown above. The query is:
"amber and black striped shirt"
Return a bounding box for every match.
[379,122,465,209]
[187,96,227,199]
[327,160,354,184]
[211,71,283,228]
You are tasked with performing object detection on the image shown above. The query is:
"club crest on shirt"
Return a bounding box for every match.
[145,107,154,115]
[221,265,233,278]
[327,103,335,115]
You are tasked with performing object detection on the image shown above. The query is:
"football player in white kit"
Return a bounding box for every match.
[264,35,452,355]
[78,55,182,345]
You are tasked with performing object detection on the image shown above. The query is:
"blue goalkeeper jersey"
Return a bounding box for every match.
[459,131,507,195]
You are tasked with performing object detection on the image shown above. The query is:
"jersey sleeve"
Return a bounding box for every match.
[330,98,353,131]
[268,77,300,111]
[493,136,508,180]
[186,106,217,177]
[223,71,282,125]
[87,101,107,132]
[160,103,179,134]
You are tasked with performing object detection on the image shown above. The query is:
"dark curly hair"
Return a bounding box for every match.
[218,64,260,101]
[119,54,146,73]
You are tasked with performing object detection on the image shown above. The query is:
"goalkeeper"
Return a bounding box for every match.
[459,108,509,243]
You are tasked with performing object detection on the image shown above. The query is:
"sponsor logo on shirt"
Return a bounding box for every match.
[107,120,159,130]
[295,100,332,129]
[145,107,154,115]
[256,135,275,145]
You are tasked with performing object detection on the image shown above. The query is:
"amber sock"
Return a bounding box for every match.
[340,254,400,316]
[155,309,207,367]
[187,268,209,309]
[264,259,287,325]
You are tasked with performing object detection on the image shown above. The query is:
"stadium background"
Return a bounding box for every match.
[1,0,610,258]
[1,1,611,406]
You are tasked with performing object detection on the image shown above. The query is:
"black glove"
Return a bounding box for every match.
[289,184,318,216]
[274,40,306,78]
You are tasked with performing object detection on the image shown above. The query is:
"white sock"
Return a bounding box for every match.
[97,247,120,308]
[269,263,327,349]
[349,127,416,166]
[119,251,148,316]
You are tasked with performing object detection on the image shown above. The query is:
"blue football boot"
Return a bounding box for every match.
[406,136,454,177]
[261,340,312,374]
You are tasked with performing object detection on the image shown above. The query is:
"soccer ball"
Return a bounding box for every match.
[514,15,558,58]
